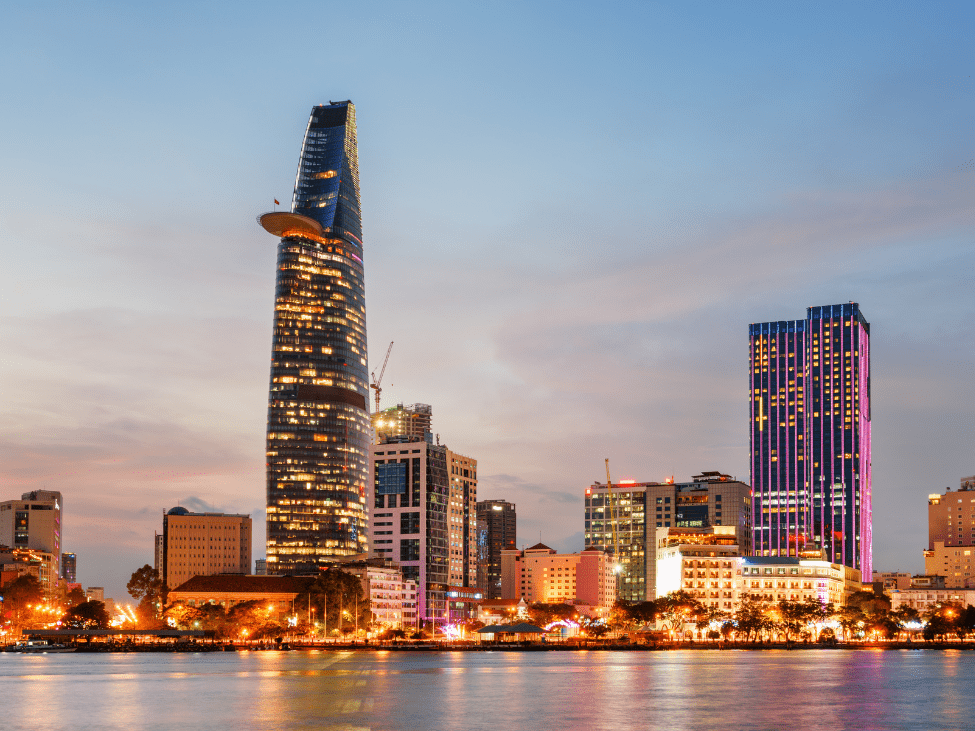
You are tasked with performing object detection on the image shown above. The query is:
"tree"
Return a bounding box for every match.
[656,591,703,640]
[127,565,166,620]
[528,603,578,628]
[1,574,44,630]
[305,569,369,637]
[66,586,87,606]
[64,600,110,629]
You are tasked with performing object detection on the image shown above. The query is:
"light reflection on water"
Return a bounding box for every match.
[0,649,972,731]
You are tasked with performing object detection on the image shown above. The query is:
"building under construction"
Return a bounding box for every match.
[371,403,433,444]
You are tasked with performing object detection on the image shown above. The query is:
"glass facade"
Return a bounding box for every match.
[261,102,370,572]
[750,302,872,578]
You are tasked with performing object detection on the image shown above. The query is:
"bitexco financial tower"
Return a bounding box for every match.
[258,101,370,572]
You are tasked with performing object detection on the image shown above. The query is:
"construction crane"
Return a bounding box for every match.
[604,458,620,568]
[370,341,394,412]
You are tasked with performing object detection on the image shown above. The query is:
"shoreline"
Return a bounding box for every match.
[4,640,973,654]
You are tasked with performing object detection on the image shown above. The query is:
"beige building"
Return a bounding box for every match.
[923,541,975,588]
[736,557,861,606]
[873,571,912,592]
[161,508,252,590]
[655,526,740,609]
[0,490,63,583]
[923,477,975,586]
[446,448,477,588]
[500,543,616,609]
[891,587,975,612]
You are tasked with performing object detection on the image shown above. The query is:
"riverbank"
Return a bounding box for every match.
[5,639,974,653]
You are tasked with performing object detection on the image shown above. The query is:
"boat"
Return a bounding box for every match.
[7,640,76,653]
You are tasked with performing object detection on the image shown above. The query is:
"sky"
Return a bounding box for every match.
[1,1,972,601]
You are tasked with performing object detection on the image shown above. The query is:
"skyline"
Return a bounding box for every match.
[1,1,973,599]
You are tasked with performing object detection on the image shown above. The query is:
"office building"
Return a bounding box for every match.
[0,490,63,581]
[86,586,105,602]
[258,101,370,572]
[500,543,616,610]
[476,500,516,600]
[161,508,252,590]
[372,403,433,444]
[446,449,477,588]
[61,552,77,583]
[584,472,751,601]
[749,303,872,578]
[371,438,449,625]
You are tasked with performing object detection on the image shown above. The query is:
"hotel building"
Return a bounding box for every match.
[749,303,872,578]
[258,101,371,572]
[585,472,751,601]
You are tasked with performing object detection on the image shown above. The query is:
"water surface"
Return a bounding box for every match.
[1,649,968,730]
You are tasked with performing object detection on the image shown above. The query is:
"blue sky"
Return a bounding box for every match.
[1,1,972,599]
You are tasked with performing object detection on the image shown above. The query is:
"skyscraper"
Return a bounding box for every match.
[258,101,370,572]
[475,499,516,600]
[749,302,872,578]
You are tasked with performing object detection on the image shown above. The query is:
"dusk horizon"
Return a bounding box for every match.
[2,1,973,602]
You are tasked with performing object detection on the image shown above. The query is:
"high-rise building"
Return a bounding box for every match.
[370,438,449,624]
[476,500,516,600]
[372,403,433,444]
[923,477,975,587]
[584,472,751,601]
[258,101,370,572]
[446,449,477,588]
[61,552,76,583]
[749,302,872,578]
[161,508,252,590]
[0,490,63,581]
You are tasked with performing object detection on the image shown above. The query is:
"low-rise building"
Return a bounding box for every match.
[446,586,483,623]
[323,558,419,630]
[873,571,912,592]
[500,543,616,609]
[0,547,58,595]
[168,574,315,612]
[736,556,861,606]
[891,588,975,612]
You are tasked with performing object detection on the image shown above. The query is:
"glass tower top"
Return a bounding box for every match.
[259,101,370,572]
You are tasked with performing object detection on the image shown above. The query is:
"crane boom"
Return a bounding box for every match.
[370,341,394,412]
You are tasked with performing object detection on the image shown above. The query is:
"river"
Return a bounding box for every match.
[1,648,971,730]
